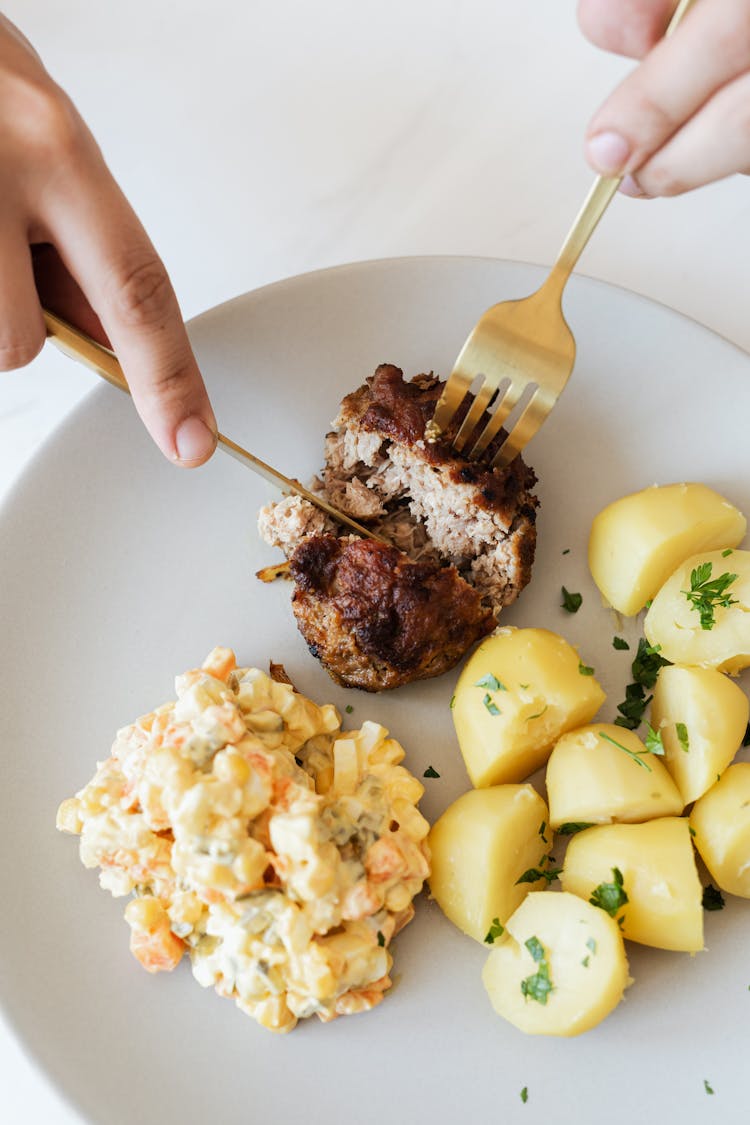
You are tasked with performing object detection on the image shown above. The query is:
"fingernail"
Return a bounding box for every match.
[174,416,216,464]
[586,131,631,175]
[619,174,648,199]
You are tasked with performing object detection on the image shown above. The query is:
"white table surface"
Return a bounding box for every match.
[2,2,749,1121]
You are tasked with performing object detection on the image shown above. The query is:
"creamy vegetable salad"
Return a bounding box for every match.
[57,648,430,1032]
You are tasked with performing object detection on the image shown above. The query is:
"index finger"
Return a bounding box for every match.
[41,139,217,467]
[578,0,678,59]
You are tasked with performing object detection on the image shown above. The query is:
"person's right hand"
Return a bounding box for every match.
[579,0,750,199]
[0,14,217,466]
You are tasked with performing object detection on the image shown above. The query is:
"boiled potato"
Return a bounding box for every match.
[690,763,750,898]
[560,818,703,952]
[546,722,683,828]
[650,665,749,804]
[428,785,551,943]
[481,891,630,1037]
[644,549,750,673]
[452,628,606,787]
[588,483,746,616]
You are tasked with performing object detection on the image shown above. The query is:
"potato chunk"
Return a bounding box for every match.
[690,764,750,898]
[650,665,749,804]
[588,483,746,616]
[561,818,703,952]
[546,723,683,828]
[427,785,551,943]
[481,891,629,1037]
[452,628,606,787]
[644,549,750,673]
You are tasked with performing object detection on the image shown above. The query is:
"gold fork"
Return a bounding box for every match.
[42,309,387,544]
[427,0,697,469]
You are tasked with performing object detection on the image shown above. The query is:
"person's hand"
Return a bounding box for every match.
[578,0,750,198]
[0,14,217,466]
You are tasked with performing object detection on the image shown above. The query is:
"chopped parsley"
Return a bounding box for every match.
[344,704,354,714]
[702,884,725,912]
[515,864,561,886]
[631,639,670,689]
[519,682,530,690]
[704,1080,715,1096]
[599,730,657,772]
[484,917,505,944]
[614,639,671,730]
[722,548,734,557]
[562,548,570,555]
[423,765,440,778]
[561,586,582,613]
[449,694,456,709]
[689,825,696,837]
[578,661,595,676]
[612,636,630,650]
[557,822,594,836]
[538,820,548,843]
[581,955,590,968]
[521,937,554,1005]
[589,867,629,917]
[525,935,545,962]
[644,724,666,757]
[377,930,386,947]
[682,562,738,630]
[527,705,548,720]
[482,693,501,716]
[676,722,690,753]
[586,937,597,954]
[520,1086,529,1104]
[474,673,507,691]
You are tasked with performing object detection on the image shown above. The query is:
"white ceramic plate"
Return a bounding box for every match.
[1,258,748,1125]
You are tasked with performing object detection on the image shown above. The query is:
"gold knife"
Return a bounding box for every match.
[43,309,386,544]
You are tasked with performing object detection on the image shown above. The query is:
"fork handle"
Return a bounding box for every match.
[546,0,698,296]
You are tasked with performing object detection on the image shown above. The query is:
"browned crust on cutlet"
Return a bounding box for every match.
[337,363,538,518]
[289,535,494,691]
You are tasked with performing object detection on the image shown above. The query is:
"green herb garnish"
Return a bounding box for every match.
[599,730,655,772]
[474,673,506,691]
[612,636,630,650]
[644,724,666,757]
[520,1087,529,1104]
[702,884,725,912]
[586,937,597,954]
[743,722,750,748]
[613,639,671,730]
[722,548,734,558]
[482,693,501,716]
[578,661,595,677]
[528,705,548,720]
[377,930,386,946]
[521,938,554,1005]
[614,682,652,730]
[344,704,354,714]
[515,865,561,886]
[562,548,570,555]
[676,722,689,753]
[682,562,738,630]
[589,867,629,917]
[631,639,670,688]
[704,1080,715,1096]
[561,586,582,613]
[538,821,547,843]
[484,917,505,944]
[423,765,440,778]
[557,822,594,836]
[689,825,696,837]
[449,694,456,709]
